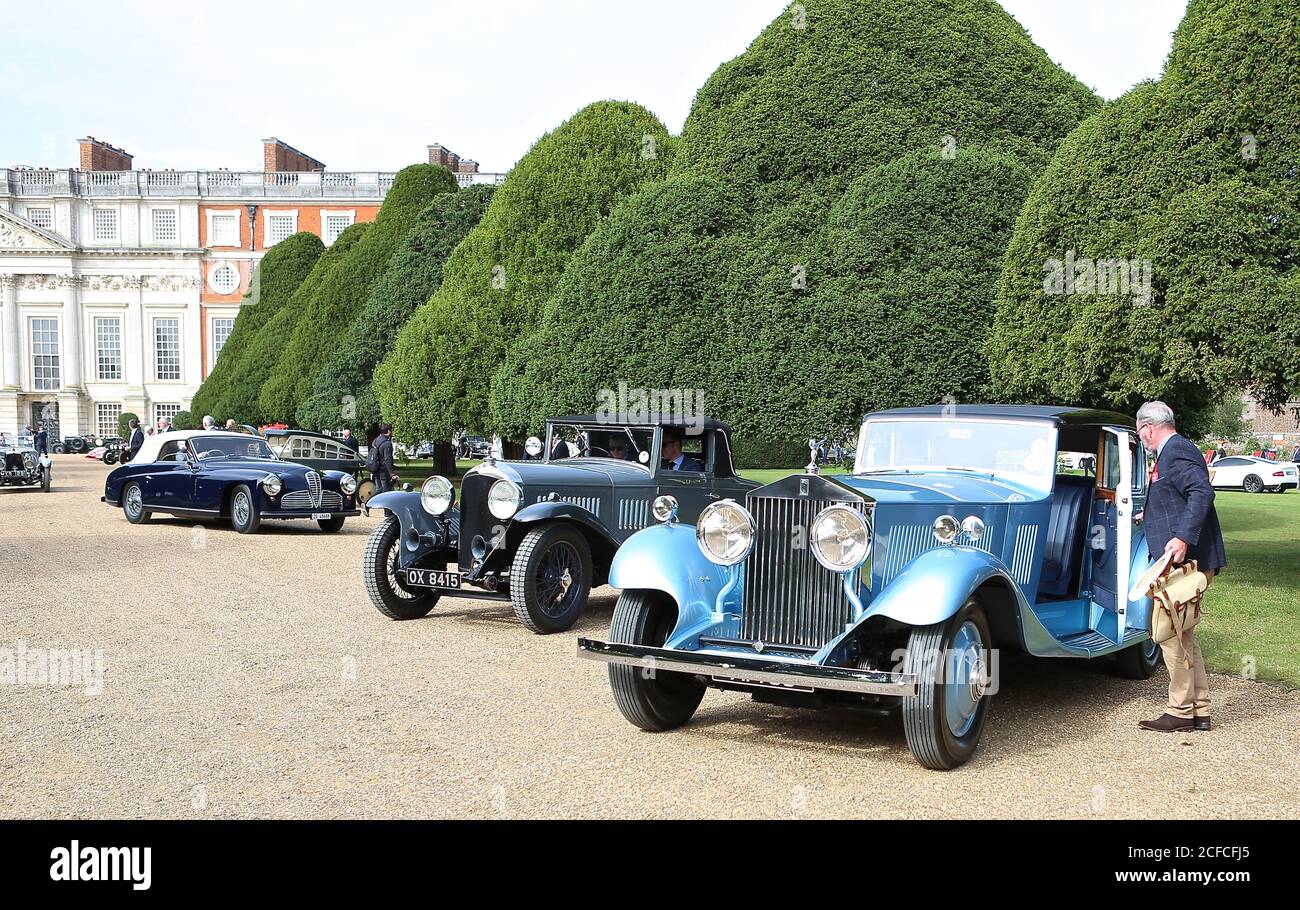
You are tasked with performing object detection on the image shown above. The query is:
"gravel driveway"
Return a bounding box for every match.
[2,457,1297,819]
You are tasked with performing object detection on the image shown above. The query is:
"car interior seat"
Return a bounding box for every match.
[1038,474,1095,599]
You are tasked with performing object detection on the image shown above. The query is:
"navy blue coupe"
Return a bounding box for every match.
[102,431,361,534]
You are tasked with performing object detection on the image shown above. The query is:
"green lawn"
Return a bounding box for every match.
[391,458,1299,686]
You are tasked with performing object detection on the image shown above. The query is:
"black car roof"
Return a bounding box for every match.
[867,404,1136,429]
[550,415,734,433]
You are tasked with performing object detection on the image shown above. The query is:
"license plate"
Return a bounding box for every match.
[403,568,462,590]
[311,512,332,520]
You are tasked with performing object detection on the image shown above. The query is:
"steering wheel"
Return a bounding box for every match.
[587,445,612,457]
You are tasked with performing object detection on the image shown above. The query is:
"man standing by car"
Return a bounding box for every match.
[369,424,397,494]
[1135,401,1227,734]
[341,428,360,455]
[33,423,48,456]
[125,418,144,463]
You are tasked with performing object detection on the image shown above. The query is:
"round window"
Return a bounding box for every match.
[209,263,240,294]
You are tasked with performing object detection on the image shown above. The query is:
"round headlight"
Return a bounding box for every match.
[961,515,985,541]
[810,505,872,572]
[487,479,522,520]
[696,500,755,566]
[421,475,454,515]
[933,514,960,543]
[651,495,678,523]
[340,473,358,495]
[262,474,283,497]
[22,452,36,470]
[95,437,104,447]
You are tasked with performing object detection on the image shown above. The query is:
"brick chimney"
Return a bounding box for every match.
[262,138,325,172]
[430,142,479,173]
[79,137,133,171]
[457,159,479,174]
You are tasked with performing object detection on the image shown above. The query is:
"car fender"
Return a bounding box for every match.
[368,490,458,568]
[510,501,620,560]
[860,546,1022,627]
[607,523,731,644]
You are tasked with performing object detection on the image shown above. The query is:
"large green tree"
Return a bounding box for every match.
[258,164,458,422]
[989,0,1300,435]
[189,231,323,423]
[296,184,495,432]
[376,101,674,443]
[491,0,1099,446]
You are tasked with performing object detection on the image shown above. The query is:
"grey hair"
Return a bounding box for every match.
[1136,401,1175,428]
[202,415,216,427]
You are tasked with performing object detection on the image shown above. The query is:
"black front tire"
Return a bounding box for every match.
[364,516,438,620]
[103,451,118,466]
[41,467,52,492]
[1116,638,1163,679]
[229,484,261,534]
[901,596,993,770]
[510,523,593,634]
[608,590,705,731]
[318,516,346,533]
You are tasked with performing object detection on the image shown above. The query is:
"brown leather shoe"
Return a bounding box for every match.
[1193,716,1211,731]
[1138,713,1195,733]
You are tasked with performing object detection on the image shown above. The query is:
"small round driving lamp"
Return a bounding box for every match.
[933,514,960,543]
[695,499,756,566]
[651,494,678,524]
[810,505,871,572]
[340,473,359,496]
[262,474,282,497]
[421,475,455,516]
[487,479,522,520]
[524,436,543,458]
[961,515,986,542]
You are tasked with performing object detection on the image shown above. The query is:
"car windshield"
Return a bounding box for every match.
[546,423,654,467]
[192,437,276,460]
[855,418,1058,494]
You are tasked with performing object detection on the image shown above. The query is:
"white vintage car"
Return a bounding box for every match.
[1209,455,1297,493]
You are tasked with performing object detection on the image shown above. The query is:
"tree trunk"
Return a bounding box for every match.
[502,440,524,460]
[434,441,457,476]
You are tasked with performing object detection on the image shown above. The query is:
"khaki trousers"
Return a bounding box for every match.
[1158,570,1213,719]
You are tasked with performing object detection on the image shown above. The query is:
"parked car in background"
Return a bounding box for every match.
[2,432,52,492]
[362,415,758,634]
[579,405,1161,770]
[264,428,374,506]
[454,434,490,460]
[54,434,96,455]
[1209,455,1297,493]
[103,431,361,533]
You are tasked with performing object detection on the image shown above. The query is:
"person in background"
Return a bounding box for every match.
[661,429,704,472]
[341,428,361,455]
[225,419,238,431]
[202,415,218,431]
[369,424,397,494]
[1135,401,1226,734]
[1215,445,1227,462]
[125,418,144,463]
[33,423,48,456]
[157,417,173,434]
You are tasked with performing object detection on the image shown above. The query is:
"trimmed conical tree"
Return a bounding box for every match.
[296,184,496,432]
[376,101,675,443]
[189,231,323,423]
[989,0,1300,434]
[220,222,370,425]
[258,163,458,422]
[490,0,1099,448]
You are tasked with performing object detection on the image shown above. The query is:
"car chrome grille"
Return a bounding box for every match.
[281,489,342,511]
[306,471,322,508]
[740,494,864,650]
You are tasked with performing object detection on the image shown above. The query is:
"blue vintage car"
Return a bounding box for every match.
[102,431,361,533]
[579,405,1158,769]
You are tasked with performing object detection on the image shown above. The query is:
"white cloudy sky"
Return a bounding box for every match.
[0,0,1188,173]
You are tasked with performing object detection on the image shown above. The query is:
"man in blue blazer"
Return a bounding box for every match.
[1135,401,1226,733]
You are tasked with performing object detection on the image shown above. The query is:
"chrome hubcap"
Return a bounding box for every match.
[126,486,142,517]
[945,620,987,738]
[234,493,250,525]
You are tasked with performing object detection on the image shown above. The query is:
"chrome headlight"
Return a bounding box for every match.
[651,494,678,524]
[340,473,358,495]
[421,475,454,515]
[696,499,755,566]
[23,452,37,470]
[262,474,282,497]
[487,479,522,520]
[961,515,986,542]
[810,505,872,572]
[933,514,960,543]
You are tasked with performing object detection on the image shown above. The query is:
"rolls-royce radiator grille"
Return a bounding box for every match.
[740,496,860,649]
[306,471,322,508]
[281,489,342,510]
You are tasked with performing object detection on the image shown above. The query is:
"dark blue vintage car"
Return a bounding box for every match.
[102,431,361,533]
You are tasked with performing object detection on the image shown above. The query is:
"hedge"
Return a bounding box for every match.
[988,0,1300,435]
[376,101,675,443]
[116,412,139,439]
[295,184,495,431]
[188,231,323,422]
[258,164,458,422]
[218,223,369,426]
[492,0,1098,444]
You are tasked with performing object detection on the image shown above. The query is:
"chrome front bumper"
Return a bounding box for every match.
[577,639,917,697]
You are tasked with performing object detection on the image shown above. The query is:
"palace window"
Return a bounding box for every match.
[213,317,235,360]
[92,208,118,242]
[266,212,296,246]
[154,317,181,380]
[153,403,181,427]
[95,316,123,380]
[31,318,60,390]
[209,264,240,295]
[27,207,53,230]
[153,209,178,243]
[210,212,240,247]
[97,403,122,440]
[323,212,354,246]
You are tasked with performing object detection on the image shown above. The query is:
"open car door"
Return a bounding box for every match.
[1093,426,1140,644]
